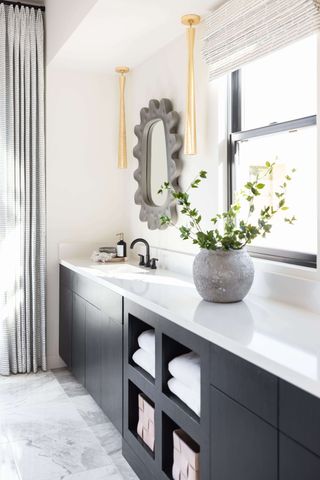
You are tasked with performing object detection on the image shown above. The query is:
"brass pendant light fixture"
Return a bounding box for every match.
[115,66,130,169]
[181,14,200,156]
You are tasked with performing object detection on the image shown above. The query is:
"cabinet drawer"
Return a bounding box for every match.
[60,265,74,289]
[210,344,278,425]
[210,386,277,480]
[73,273,101,307]
[279,380,320,456]
[280,433,320,480]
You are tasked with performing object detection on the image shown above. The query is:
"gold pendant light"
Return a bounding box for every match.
[181,14,200,156]
[115,66,130,169]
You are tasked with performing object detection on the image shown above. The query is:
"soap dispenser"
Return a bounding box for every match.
[116,233,127,258]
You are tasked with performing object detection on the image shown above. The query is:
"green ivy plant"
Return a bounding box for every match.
[158,162,296,250]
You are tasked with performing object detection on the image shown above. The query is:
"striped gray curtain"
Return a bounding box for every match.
[0,4,46,375]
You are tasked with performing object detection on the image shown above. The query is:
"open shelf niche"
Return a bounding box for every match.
[123,299,210,480]
[128,313,155,385]
[162,412,200,480]
[128,380,156,459]
[162,333,200,423]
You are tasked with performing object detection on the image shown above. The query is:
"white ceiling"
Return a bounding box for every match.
[11,0,44,5]
[50,0,225,72]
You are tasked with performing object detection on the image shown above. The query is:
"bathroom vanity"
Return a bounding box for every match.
[59,259,320,480]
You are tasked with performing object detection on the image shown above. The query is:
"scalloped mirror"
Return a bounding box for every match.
[133,99,182,230]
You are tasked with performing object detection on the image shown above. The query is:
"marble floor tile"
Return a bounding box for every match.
[0,425,9,444]
[60,381,88,398]
[59,465,123,480]
[110,449,139,480]
[11,427,112,480]
[0,371,65,414]
[52,369,75,385]
[91,422,122,455]
[0,442,21,480]
[71,395,107,427]
[0,370,138,480]
[2,399,86,443]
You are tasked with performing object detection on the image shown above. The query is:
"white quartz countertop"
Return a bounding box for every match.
[60,257,320,399]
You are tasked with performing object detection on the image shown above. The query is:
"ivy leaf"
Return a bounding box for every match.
[160,215,171,225]
[157,162,295,251]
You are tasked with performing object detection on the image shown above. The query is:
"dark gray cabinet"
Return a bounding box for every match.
[279,379,320,457]
[72,293,86,385]
[60,264,320,480]
[59,266,123,433]
[59,283,72,367]
[85,302,102,405]
[210,386,277,480]
[280,433,320,480]
[101,314,123,432]
[210,344,278,426]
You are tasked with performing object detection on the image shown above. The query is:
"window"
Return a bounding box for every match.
[228,35,317,268]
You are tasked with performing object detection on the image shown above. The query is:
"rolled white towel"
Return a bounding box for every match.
[168,352,200,389]
[132,348,155,378]
[168,377,200,416]
[138,329,155,356]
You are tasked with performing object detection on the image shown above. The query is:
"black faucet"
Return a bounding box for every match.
[130,238,151,268]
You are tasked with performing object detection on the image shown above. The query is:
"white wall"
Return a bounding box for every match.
[125,26,227,256]
[46,67,127,367]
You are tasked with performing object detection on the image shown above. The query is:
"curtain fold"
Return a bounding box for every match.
[202,0,320,80]
[0,4,46,375]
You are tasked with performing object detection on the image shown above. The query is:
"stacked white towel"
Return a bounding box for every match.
[138,329,155,355]
[168,352,201,416]
[132,329,155,378]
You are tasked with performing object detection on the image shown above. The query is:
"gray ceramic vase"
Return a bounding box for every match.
[193,248,254,303]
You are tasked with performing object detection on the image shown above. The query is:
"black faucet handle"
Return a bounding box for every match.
[138,254,145,266]
[150,258,158,270]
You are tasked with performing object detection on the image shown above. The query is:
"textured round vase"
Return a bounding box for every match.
[193,248,254,303]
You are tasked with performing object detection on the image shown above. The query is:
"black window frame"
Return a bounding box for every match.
[228,69,317,269]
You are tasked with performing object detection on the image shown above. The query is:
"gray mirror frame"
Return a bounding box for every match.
[133,98,182,230]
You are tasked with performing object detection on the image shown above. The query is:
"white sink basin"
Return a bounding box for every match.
[89,262,150,276]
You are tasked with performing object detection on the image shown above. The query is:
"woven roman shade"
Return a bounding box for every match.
[203,0,320,80]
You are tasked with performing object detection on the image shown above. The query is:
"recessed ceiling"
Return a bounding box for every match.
[50,0,226,72]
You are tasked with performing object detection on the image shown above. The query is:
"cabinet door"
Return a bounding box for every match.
[280,433,320,480]
[210,386,277,480]
[72,293,86,386]
[101,314,123,433]
[210,344,278,426]
[85,302,102,405]
[59,284,72,367]
[279,379,320,457]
